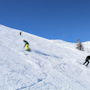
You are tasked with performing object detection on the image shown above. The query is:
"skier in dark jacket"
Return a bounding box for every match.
[83,56,90,66]
[20,32,22,36]
[23,40,31,51]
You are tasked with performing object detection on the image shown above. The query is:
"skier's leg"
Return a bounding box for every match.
[83,58,88,65]
[86,60,89,66]
[83,60,87,65]
[26,48,31,52]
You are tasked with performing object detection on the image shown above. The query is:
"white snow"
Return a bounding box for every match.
[0,25,90,90]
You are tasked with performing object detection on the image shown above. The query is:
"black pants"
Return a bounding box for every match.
[83,59,89,66]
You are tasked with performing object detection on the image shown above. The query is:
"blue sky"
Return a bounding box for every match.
[0,0,90,42]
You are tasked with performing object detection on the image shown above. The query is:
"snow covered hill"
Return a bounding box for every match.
[0,25,90,90]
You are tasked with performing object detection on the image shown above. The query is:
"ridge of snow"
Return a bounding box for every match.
[0,25,90,90]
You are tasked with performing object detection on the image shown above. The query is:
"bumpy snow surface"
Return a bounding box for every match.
[0,25,90,90]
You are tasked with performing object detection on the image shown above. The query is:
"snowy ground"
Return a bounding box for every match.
[0,25,90,90]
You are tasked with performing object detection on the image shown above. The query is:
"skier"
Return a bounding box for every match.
[83,56,90,67]
[23,40,31,51]
[20,32,22,36]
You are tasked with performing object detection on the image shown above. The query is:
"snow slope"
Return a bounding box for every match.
[0,25,90,90]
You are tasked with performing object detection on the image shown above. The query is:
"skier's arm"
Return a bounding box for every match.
[24,44,26,48]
